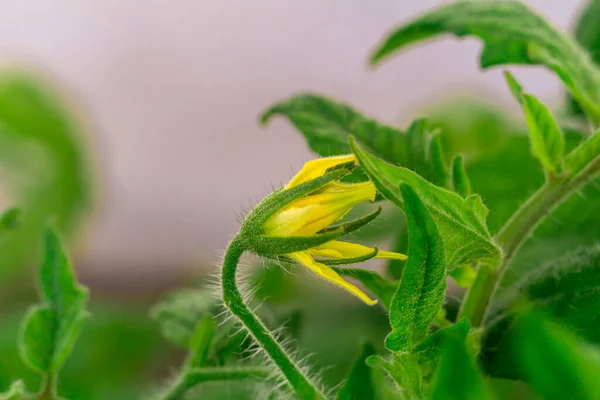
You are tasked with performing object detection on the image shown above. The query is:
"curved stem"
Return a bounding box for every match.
[221,237,326,400]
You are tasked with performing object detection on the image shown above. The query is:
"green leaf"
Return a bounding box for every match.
[0,72,94,280]
[503,71,524,103]
[150,288,217,348]
[482,245,600,378]
[0,381,26,400]
[370,0,600,122]
[384,184,446,352]
[187,317,216,369]
[429,134,449,188]
[330,267,397,309]
[350,136,501,270]
[428,335,494,400]
[337,343,376,400]
[504,72,565,173]
[451,155,471,198]
[569,0,600,116]
[261,93,405,160]
[0,208,21,235]
[19,227,89,376]
[414,317,470,360]
[366,354,423,398]
[564,128,600,176]
[513,312,600,400]
[261,94,448,184]
[522,94,566,174]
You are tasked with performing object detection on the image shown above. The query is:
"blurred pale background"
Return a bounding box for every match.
[0,0,584,286]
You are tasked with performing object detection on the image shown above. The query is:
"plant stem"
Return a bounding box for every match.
[221,237,326,400]
[462,156,600,327]
[162,367,270,400]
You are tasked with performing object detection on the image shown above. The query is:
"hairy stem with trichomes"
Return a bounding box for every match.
[221,236,326,400]
[460,156,600,327]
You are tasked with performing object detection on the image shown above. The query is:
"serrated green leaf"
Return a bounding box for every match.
[0,72,93,279]
[150,288,217,348]
[337,343,376,400]
[261,94,448,184]
[261,93,405,161]
[414,318,470,360]
[371,0,600,122]
[331,267,397,309]
[564,128,600,176]
[0,381,26,400]
[513,312,600,400]
[428,334,494,400]
[187,317,216,369]
[384,184,446,352]
[19,227,89,376]
[451,155,471,198]
[350,137,501,270]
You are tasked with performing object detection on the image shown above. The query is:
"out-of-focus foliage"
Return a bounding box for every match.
[0,71,93,280]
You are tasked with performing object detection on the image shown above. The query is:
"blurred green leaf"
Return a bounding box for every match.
[0,208,21,236]
[384,184,446,352]
[451,155,471,198]
[483,245,600,378]
[429,134,450,188]
[337,343,376,400]
[331,267,397,309]
[569,0,600,116]
[0,381,26,400]
[428,334,494,400]
[19,227,89,377]
[366,354,422,398]
[370,0,600,122]
[514,312,600,400]
[350,136,500,270]
[564,129,600,176]
[0,72,93,280]
[150,288,217,348]
[414,318,470,360]
[187,317,216,369]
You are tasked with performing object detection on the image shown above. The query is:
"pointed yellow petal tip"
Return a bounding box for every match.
[375,251,408,261]
[286,154,357,189]
[290,251,378,306]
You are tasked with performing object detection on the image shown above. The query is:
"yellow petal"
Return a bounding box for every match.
[264,182,376,237]
[285,154,356,189]
[310,240,407,261]
[289,251,377,306]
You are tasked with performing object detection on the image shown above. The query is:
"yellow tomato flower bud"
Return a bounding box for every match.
[260,155,406,306]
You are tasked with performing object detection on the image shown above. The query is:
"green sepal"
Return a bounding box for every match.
[241,168,350,235]
[244,206,383,256]
[320,248,379,265]
[245,230,345,256]
[319,206,382,233]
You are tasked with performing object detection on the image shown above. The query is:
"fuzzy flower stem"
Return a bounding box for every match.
[221,236,326,400]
